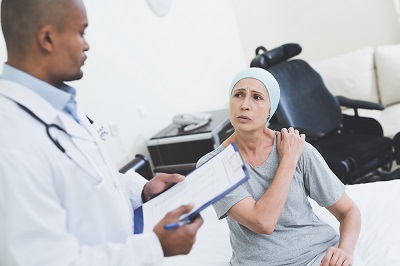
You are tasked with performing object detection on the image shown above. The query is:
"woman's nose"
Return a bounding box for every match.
[240,97,251,110]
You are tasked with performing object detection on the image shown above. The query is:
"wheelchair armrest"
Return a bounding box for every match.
[119,154,153,180]
[342,114,384,136]
[153,163,197,176]
[336,96,385,113]
[268,123,325,139]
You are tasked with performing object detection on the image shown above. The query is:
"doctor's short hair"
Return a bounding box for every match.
[1,0,70,54]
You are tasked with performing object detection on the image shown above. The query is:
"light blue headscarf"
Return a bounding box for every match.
[229,67,280,123]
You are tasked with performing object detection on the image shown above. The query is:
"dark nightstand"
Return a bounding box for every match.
[147,109,233,168]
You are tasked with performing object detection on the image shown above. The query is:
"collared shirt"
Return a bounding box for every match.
[0,75,163,265]
[1,63,79,121]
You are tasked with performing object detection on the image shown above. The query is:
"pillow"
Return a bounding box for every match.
[310,47,380,103]
[375,44,400,106]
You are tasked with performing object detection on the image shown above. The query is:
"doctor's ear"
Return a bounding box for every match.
[36,25,55,52]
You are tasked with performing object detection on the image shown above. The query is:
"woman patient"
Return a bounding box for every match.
[197,68,361,266]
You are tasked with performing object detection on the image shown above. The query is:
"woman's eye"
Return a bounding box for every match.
[234,92,243,97]
[253,95,262,100]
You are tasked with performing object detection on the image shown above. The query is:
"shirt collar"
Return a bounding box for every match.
[1,63,76,111]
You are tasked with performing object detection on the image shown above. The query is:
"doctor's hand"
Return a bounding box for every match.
[153,204,204,256]
[142,173,185,202]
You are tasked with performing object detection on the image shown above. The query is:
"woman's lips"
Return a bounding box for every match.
[237,115,251,122]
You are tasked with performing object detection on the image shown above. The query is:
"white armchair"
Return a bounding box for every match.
[311,44,400,139]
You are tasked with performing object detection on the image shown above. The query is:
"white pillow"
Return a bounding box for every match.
[310,47,380,103]
[375,44,400,106]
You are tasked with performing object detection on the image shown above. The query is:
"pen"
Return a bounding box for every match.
[164,219,192,231]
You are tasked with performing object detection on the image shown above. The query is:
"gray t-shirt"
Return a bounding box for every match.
[197,138,345,266]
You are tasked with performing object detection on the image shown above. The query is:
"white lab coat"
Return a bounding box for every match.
[0,80,164,266]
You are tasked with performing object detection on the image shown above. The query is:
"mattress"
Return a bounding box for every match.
[164,179,400,265]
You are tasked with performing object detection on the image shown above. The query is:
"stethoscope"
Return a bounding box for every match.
[17,102,107,187]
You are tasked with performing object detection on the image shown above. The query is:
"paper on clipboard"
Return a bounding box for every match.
[133,142,248,233]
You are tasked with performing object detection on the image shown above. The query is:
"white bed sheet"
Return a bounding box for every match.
[164,179,400,266]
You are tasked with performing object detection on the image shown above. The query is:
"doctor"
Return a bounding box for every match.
[0,0,203,265]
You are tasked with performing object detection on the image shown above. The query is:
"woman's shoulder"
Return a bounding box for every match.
[196,145,224,168]
[300,141,324,162]
[303,141,315,152]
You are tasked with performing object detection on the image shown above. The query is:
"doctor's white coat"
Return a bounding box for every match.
[0,80,164,265]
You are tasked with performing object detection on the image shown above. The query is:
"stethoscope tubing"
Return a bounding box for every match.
[16,102,105,187]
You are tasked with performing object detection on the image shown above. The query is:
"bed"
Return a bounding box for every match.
[164,179,400,266]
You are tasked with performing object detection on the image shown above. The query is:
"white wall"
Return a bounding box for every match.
[0,0,246,168]
[76,0,246,168]
[232,0,400,64]
[2,0,400,169]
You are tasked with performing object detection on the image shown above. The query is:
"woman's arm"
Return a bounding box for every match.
[227,128,305,234]
[321,193,361,266]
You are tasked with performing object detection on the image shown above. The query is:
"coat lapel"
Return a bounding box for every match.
[0,80,94,141]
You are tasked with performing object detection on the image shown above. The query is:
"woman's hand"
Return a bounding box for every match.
[320,246,353,266]
[276,127,305,161]
[324,193,360,266]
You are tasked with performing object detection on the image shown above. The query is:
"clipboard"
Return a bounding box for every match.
[133,142,249,234]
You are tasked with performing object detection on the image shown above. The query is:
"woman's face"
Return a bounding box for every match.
[229,78,270,133]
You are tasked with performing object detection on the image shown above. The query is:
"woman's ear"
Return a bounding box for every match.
[36,25,55,52]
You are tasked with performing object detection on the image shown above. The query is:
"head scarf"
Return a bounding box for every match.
[229,67,280,123]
